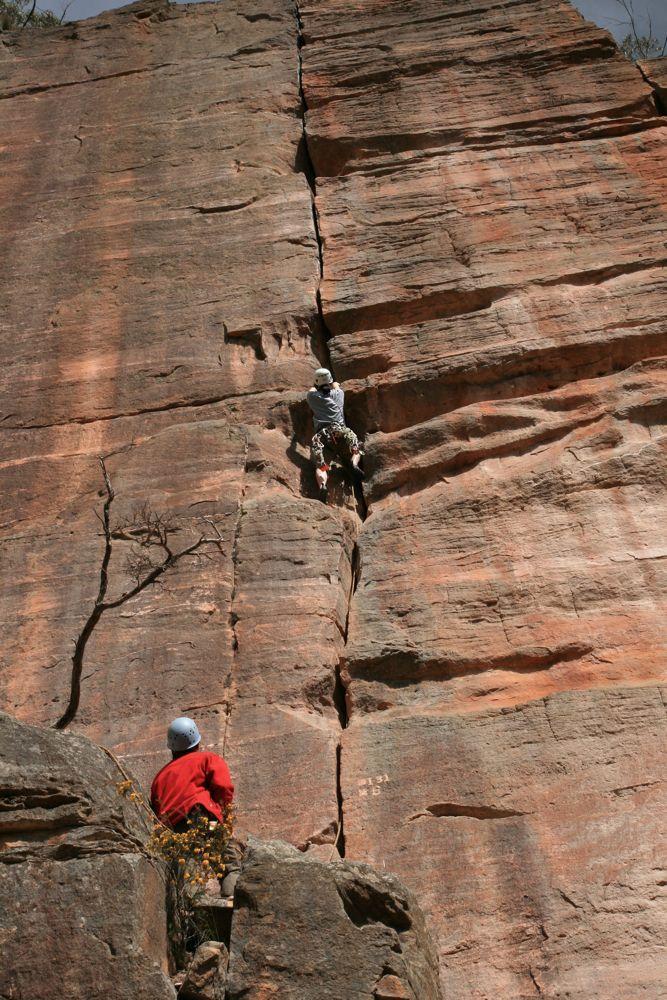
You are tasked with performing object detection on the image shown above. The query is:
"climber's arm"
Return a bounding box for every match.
[205,753,234,807]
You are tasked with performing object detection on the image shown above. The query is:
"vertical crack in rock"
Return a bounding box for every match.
[295,1,321,275]
[335,742,346,857]
[222,438,249,757]
[295,1,368,522]
[331,541,360,858]
[295,2,370,858]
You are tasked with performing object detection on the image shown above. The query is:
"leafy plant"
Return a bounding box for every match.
[116,778,235,969]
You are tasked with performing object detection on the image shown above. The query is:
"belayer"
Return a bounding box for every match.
[306,367,363,500]
[151,716,242,898]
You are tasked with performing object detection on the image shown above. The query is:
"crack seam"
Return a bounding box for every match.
[221,436,249,758]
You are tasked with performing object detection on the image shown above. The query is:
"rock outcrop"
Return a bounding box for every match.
[226,838,442,999]
[0,712,175,1000]
[1,0,666,997]
[640,56,667,113]
[180,941,228,1000]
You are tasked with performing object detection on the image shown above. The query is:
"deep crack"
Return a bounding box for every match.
[295,2,331,340]
[295,2,371,860]
[222,440,249,757]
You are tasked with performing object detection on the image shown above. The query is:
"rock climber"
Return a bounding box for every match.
[306,367,363,500]
[150,716,241,897]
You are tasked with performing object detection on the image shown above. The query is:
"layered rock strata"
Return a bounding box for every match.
[298,1,667,996]
[1,1,666,998]
[0,712,175,1000]
[0,0,354,852]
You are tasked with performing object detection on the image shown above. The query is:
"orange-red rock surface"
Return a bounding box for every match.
[300,0,667,995]
[0,0,353,853]
[1,0,666,997]
[641,55,667,113]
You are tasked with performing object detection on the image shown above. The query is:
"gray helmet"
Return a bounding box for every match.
[314,367,333,388]
[167,717,201,752]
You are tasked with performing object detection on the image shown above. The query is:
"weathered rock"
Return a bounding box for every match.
[180,941,228,1000]
[0,712,175,1000]
[298,1,667,997]
[301,0,659,175]
[640,56,667,113]
[1,0,666,997]
[341,687,667,999]
[316,130,667,338]
[1,0,319,430]
[0,0,353,854]
[374,974,412,999]
[225,838,442,1000]
[225,495,357,845]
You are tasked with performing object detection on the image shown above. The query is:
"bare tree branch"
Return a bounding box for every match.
[614,0,665,60]
[53,460,225,730]
[58,0,74,23]
[20,0,37,27]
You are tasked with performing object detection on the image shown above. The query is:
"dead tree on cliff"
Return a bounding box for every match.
[613,0,666,60]
[54,457,225,730]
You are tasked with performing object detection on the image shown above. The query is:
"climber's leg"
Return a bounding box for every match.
[330,424,364,481]
[219,838,244,898]
[311,428,331,499]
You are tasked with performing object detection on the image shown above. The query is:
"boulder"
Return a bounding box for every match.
[225,838,442,1000]
[0,712,174,1000]
[180,941,228,1000]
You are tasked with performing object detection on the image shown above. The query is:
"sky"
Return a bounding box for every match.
[35,0,667,45]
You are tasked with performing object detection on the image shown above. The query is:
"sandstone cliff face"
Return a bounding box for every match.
[1,1,665,997]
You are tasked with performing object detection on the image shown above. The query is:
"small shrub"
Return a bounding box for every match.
[619,32,666,61]
[613,0,667,62]
[116,779,235,968]
[0,0,59,30]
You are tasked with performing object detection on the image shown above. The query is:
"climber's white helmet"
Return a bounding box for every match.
[314,367,333,388]
[167,717,201,752]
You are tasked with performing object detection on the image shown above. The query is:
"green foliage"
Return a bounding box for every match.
[0,0,59,30]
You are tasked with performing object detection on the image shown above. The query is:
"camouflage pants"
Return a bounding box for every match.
[311,423,362,468]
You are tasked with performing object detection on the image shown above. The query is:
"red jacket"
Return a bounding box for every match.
[150,750,234,827]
